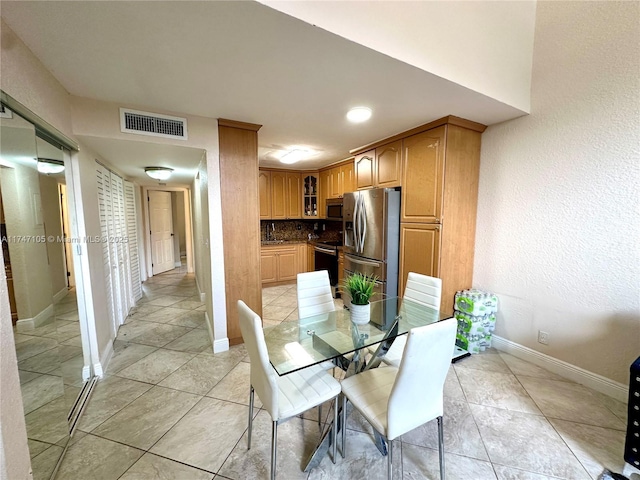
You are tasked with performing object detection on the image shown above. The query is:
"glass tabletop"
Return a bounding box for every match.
[264,297,452,376]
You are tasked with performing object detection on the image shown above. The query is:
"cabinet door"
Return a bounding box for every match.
[398,223,441,301]
[271,171,287,219]
[307,244,315,272]
[329,167,341,198]
[258,170,271,219]
[355,150,375,190]
[261,251,278,283]
[277,251,298,281]
[298,243,307,273]
[376,140,402,188]
[338,251,345,287]
[340,162,355,194]
[286,172,302,218]
[401,127,445,223]
[319,169,331,216]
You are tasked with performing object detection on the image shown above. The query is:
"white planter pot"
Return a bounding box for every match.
[349,302,370,325]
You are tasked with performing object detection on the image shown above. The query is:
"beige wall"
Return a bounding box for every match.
[474,1,640,385]
[0,151,54,321]
[0,249,31,480]
[39,175,67,297]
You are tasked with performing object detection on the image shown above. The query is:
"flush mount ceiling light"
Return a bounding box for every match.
[37,158,65,175]
[145,167,174,180]
[346,106,372,123]
[279,149,308,165]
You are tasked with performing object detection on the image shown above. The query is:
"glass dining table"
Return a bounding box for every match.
[262,296,456,471]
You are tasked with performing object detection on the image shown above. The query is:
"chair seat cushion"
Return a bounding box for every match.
[341,366,399,436]
[277,364,341,419]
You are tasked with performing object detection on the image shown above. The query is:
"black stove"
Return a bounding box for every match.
[315,240,343,248]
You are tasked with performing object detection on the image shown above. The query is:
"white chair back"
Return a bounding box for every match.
[386,317,457,440]
[237,300,279,419]
[403,272,442,309]
[297,271,335,319]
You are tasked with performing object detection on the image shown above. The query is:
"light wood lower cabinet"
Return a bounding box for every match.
[338,250,344,287]
[261,243,308,285]
[398,224,441,307]
[307,243,315,271]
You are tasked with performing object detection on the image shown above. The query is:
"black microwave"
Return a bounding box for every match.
[326,198,343,220]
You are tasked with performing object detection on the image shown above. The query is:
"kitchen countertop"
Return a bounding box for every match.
[261,240,307,246]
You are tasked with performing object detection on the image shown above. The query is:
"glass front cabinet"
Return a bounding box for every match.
[303,174,319,217]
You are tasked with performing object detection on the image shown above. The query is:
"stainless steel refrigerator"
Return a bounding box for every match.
[343,188,401,301]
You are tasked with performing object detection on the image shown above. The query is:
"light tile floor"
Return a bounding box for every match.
[55,275,631,479]
[13,288,87,480]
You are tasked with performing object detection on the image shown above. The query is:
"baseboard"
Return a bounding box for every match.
[16,303,54,331]
[93,340,114,377]
[205,310,229,353]
[53,287,69,303]
[196,276,206,303]
[492,335,629,403]
[82,365,92,382]
[174,261,182,267]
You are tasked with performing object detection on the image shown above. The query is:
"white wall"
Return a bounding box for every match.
[261,0,536,113]
[474,1,640,385]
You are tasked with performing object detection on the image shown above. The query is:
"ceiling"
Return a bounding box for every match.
[1,1,526,181]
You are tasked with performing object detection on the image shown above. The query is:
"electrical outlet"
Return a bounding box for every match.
[538,330,549,345]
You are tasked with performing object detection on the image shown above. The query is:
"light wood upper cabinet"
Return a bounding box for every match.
[376,140,402,188]
[258,170,271,219]
[341,162,355,194]
[355,150,375,190]
[401,126,445,224]
[329,167,342,198]
[270,171,287,219]
[319,169,331,218]
[286,172,302,219]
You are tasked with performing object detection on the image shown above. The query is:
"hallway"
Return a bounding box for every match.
[51,273,629,479]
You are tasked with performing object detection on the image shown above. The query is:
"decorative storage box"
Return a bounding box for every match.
[455,289,498,353]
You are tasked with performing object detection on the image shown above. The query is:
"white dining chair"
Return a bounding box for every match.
[237,300,342,480]
[297,271,338,371]
[373,272,442,367]
[341,317,457,480]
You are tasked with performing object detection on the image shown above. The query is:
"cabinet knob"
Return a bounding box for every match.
[435,225,441,231]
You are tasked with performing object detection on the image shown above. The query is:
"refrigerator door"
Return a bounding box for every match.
[342,192,357,255]
[358,188,386,261]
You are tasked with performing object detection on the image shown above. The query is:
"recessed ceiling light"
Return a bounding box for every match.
[145,167,173,180]
[37,158,65,174]
[346,107,372,123]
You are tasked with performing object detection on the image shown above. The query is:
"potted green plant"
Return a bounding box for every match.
[343,272,378,324]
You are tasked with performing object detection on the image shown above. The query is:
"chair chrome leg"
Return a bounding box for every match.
[318,404,322,431]
[248,385,254,449]
[387,438,393,480]
[341,394,347,458]
[332,396,338,464]
[271,420,278,480]
[437,416,445,480]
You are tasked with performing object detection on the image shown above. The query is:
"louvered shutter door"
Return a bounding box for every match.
[124,181,142,301]
[96,163,117,336]
[114,175,132,316]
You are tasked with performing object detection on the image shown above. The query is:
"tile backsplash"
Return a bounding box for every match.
[260,220,342,242]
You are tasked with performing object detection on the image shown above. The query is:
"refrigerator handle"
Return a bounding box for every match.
[345,254,381,268]
[353,194,360,252]
[359,196,367,252]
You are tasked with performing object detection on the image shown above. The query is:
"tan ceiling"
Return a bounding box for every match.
[2,1,526,178]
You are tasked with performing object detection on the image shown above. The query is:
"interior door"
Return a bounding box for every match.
[149,190,175,274]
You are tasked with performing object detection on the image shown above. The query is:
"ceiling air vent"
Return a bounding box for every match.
[120,108,187,140]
